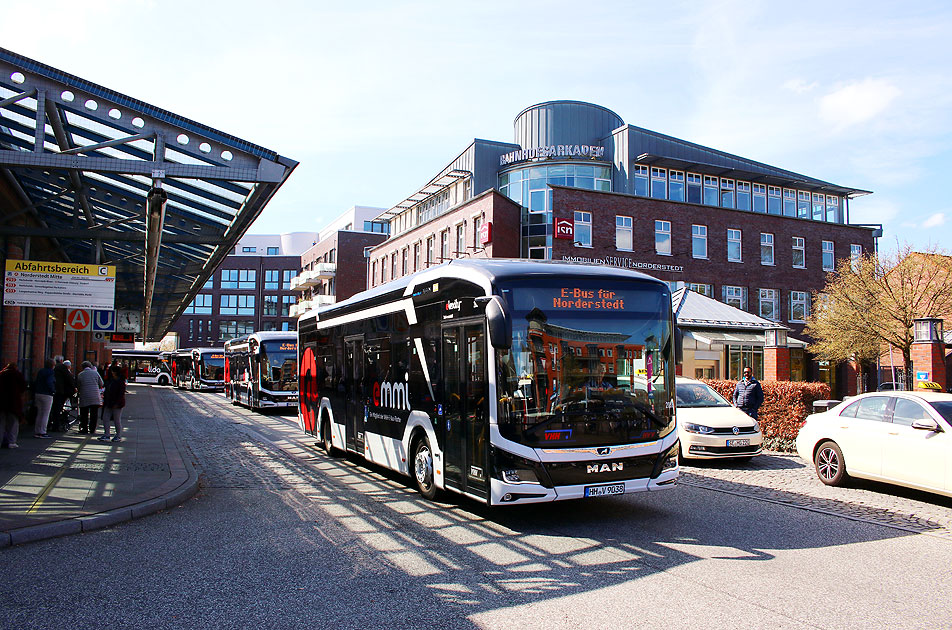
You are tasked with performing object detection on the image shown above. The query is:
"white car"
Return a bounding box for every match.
[676,377,763,460]
[796,391,952,497]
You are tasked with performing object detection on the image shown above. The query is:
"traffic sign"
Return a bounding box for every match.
[66,309,91,331]
[92,309,116,332]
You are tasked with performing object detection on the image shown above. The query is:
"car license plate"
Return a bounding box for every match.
[727,439,750,447]
[584,483,625,498]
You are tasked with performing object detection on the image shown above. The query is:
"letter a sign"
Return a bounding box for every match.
[66,308,91,331]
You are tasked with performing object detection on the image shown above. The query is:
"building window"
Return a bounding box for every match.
[651,167,667,199]
[792,237,805,268]
[281,295,295,317]
[202,276,214,290]
[723,285,747,310]
[220,320,255,341]
[752,184,767,213]
[391,252,398,278]
[456,224,465,255]
[440,230,450,261]
[827,196,839,222]
[381,257,387,283]
[616,216,633,250]
[221,294,255,316]
[668,170,685,202]
[371,260,377,284]
[242,246,256,253]
[185,294,213,315]
[188,319,194,341]
[633,164,649,196]
[720,178,735,208]
[472,216,482,249]
[402,248,409,275]
[790,291,809,322]
[813,193,825,220]
[783,189,797,217]
[703,176,719,206]
[282,270,293,290]
[413,243,421,271]
[689,283,713,297]
[687,173,702,204]
[728,345,763,380]
[736,181,751,211]
[691,224,707,258]
[574,211,592,247]
[822,240,835,271]
[221,269,239,289]
[797,191,810,219]
[655,220,671,255]
[267,246,279,255]
[759,288,779,321]
[761,233,774,265]
[263,295,278,316]
[767,186,782,215]
[850,244,862,272]
[727,229,742,262]
[264,270,279,290]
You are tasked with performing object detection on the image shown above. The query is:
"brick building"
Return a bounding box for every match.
[361,100,880,397]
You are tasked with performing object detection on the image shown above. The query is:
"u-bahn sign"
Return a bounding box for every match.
[3,259,116,310]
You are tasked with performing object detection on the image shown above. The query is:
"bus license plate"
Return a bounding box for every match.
[584,483,625,498]
[727,439,750,447]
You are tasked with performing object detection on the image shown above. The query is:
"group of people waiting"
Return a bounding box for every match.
[0,356,127,448]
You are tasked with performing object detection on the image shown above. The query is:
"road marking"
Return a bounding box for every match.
[26,436,91,514]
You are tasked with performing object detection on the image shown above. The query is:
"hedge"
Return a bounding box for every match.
[703,379,832,452]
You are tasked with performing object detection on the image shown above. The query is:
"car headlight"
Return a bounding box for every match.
[682,422,715,434]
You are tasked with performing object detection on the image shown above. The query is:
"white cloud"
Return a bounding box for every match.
[819,78,902,130]
[923,212,946,228]
[783,78,819,94]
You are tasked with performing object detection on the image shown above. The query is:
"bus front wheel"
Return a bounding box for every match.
[413,436,439,500]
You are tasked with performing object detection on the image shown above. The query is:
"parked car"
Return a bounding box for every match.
[796,391,952,497]
[675,377,762,460]
[877,382,902,391]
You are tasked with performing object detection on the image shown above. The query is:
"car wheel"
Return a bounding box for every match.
[815,440,849,486]
[413,436,439,500]
[321,417,336,456]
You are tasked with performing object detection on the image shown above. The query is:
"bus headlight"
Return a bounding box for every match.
[493,448,544,485]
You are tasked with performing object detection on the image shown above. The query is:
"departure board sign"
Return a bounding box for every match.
[3,259,116,309]
[552,288,626,310]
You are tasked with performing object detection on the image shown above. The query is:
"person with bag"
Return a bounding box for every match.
[32,358,55,438]
[51,356,76,432]
[0,362,27,448]
[98,365,126,443]
[75,361,104,435]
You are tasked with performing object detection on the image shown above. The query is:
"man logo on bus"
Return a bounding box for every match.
[587,462,624,474]
[373,379,411,411]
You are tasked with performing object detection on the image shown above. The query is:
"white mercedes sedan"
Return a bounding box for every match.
[796,391,952,497]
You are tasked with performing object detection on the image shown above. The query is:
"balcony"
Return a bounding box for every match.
[312,294,336,307]
[289,300,311,317]
[313,262,336,279]
[290,270,320,291]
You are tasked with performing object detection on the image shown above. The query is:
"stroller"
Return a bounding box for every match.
[48,395,79,433]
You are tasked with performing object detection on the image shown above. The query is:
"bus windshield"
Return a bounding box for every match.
[201,352,225,380]
[260,340,297,391]
[495,278,675,448]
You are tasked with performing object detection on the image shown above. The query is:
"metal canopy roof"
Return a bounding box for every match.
[376,168,471,220]
[0,48,297,341]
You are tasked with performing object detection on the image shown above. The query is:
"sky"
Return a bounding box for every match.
[3,0,951,255]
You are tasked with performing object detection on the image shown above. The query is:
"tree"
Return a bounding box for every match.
[805,243,952,391]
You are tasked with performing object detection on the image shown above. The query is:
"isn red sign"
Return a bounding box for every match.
[554,218,574,240]
[479,221,492,245]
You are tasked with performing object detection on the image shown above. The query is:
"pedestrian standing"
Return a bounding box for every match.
[98,365,126,443]
[732,365,764,420]
[52,356,76,431]
[75,361,104,435]
[0,362,27,448]
[32,358,55,438]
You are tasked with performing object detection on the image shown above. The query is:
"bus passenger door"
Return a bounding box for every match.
[441,322,488,499]
[344,337,365,454]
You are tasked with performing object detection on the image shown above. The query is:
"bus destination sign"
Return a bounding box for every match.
[552,288,625,310]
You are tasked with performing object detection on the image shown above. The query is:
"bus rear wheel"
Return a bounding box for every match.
[413,437,439,500]
[321,417,336,456]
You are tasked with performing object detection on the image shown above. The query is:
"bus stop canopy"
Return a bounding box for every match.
[0,47,297,340]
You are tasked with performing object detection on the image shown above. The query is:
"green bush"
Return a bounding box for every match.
[703,380,832,452]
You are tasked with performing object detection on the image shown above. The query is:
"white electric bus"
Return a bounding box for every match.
[187,347,225,391]
[224,332,298,409]
[170,349,193,389]
[298,259,679,506]
[110,349,172,385]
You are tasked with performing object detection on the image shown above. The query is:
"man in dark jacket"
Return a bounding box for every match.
[732,366,764,420]
[52,356,76,431]
[0,363,27,448]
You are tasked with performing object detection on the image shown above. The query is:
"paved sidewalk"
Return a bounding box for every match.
[0,384,198,547]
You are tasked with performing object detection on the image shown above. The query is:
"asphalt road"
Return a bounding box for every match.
[3,388,951,629]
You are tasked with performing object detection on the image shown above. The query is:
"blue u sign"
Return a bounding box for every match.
[91,309,116,332]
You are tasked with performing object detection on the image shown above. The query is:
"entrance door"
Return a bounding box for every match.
[344,337,366,454]
[441,322,488,498]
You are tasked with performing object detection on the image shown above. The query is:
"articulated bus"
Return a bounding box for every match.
[298,259,679,506]
[224,332,298,409]
[170,349,193,389]
[184,347,225,391]
[110,349,172,385]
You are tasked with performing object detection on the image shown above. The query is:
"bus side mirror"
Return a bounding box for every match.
[480,296,512,350]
